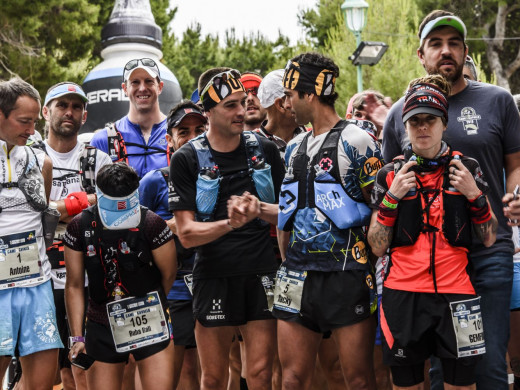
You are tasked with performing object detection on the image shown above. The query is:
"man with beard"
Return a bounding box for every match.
[382,10,520,389]
[41,82,112,389]
[90,58,168,178]
[241,72,267,131]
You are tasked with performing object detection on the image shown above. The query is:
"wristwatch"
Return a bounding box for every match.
[68,336,85,348]
[470,194,487,209]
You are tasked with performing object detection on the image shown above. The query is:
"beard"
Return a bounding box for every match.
[51,117,81,138]
[424,58,464,84]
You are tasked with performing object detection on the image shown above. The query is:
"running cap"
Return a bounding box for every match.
[402,82,448,123]
[96,188,141,230]
[168,106,206,129]
[282,60,336,96]
[44,83,88,107]
[257,69,285,108]
[123,58,161,82]
[420,15,467,47]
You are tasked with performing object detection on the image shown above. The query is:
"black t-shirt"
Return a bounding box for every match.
[170,134,285,279]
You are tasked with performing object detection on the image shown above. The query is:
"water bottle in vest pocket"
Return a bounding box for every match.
[252,164,275,204]
[314,169,371,229]
[195,172,220,220]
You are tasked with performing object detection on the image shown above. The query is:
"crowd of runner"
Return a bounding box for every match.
[1,8,520,390]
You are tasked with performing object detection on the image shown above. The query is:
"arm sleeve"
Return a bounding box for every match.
[63,214,84,251]
[144,211,174,249]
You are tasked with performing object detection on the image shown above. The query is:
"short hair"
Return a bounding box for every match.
[167,99,203,135]
[0,78,40,118]
[198,67,232,98]
[407,74,451,125]
[418,10,466,52]
[96,162,140,197]
[291,52,339,107]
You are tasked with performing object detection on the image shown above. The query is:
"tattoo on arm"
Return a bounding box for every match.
[473,217,498,244]
[370,223,394,254]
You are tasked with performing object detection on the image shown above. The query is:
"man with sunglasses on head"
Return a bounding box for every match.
[274,52,383,389]
[169,67,285,390]
[241,72,267,131]
[90,58,169,178]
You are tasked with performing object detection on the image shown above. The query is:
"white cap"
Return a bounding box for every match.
[257,69,285,108]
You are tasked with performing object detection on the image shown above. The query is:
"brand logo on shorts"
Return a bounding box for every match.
[33,311,60,344]
[395,348,406,358]
[212,299,221,311]
[355,305,365,315]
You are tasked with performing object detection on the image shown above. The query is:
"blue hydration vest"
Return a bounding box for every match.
[278,120,372,231]
[188,131,276,222]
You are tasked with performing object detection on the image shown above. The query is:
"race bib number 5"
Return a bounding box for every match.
[273,266,306,313]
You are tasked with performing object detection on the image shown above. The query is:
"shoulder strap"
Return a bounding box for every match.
[106,122,128,163]
[79,145,97,194]
[242,131,265,168]
[188,133,218,173]
[125,207,149,251]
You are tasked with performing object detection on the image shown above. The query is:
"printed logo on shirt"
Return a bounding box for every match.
[457,107,481,135]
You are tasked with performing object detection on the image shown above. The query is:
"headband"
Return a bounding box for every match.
[402,82,448,123]
[282,60,336,96]
[200,69,245,111]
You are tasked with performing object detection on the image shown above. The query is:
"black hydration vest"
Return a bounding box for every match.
[391,154,473,249]
[80,206,162,304]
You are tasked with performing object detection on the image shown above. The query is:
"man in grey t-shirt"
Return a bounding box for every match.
[382,10,520,390]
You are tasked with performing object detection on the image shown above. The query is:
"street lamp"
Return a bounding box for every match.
[341,0,369,92]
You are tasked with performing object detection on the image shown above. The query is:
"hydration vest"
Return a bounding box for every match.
[80,206,161,304]
[33,141,98,195]
[188,131,276,222]
[106,122,172,166]
[0,146,47,212]
[278,120,372,231]
[390,152,473,249]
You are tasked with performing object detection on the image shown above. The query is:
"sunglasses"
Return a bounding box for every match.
[200,69,243,103]
[245,87,259,96]
[123,58,160,78]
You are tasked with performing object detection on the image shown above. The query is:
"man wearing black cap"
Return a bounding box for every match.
[274,52,383,389]
[382,10,520,390]
[90,58,169,178]
[41,81,112,390]
[170,67,284,389]
[139,99,206,389]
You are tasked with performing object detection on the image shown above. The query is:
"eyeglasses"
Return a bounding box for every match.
[245,87,259,96]
[123,58,160,79]
[200,69,243,103]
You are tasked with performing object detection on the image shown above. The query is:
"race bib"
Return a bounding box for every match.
[107,291,170,353]
[273,266,306,313]
[0,230,43,289]
[449,296,486,358]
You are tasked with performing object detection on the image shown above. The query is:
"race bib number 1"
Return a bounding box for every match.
[107,291,170,353]
[0,230,43,289]
[450,296,486,358]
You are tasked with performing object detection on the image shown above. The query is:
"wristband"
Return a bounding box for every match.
[377,207,398,227]
[64,192,89,216]
[68,336,85,348]
[386,191,401,202]
[470,201,491,224]
[382,194,398,209]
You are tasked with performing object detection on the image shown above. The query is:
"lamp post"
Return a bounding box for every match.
[341,0,369,93]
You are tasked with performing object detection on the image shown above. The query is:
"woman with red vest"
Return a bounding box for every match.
[367,74,497,390]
